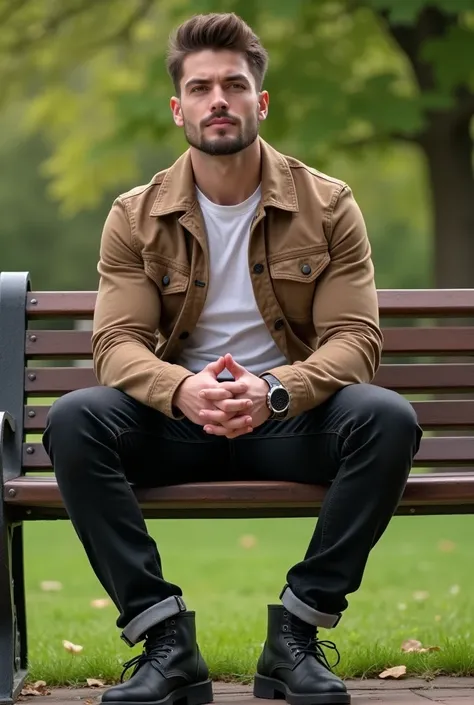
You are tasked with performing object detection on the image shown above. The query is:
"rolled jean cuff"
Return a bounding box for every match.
[280,585,341,629]
[121,595,187,646]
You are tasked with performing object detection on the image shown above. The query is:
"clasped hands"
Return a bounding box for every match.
[174,353,271,439]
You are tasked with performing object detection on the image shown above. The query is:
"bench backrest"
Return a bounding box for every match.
[1,273,474,478]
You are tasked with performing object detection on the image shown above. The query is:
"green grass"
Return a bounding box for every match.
[23,514,474,686]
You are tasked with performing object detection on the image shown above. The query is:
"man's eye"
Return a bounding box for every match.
[191,85,207,93]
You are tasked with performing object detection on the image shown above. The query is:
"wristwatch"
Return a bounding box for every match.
[261,374,290,420]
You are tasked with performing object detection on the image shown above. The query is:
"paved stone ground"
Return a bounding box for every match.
[18,678,474,704]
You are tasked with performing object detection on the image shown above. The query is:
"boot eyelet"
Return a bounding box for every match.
[172,630,177,635]
[170,620,175,625]
[283,611,288,617]
[282,625,288,631]
[171,640,176,644]
[163,655,168,659]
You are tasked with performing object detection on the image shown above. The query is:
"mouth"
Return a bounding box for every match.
[206,118,235,126]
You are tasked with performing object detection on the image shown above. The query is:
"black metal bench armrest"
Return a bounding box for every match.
[0,412,16,482]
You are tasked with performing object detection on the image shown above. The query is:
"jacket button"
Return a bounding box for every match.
[162,275,170,286]
[179,331,190,340]
[274,318,284,331]
[253,263,264,274]
[301,264,311,275]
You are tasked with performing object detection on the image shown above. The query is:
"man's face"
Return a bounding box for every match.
[170,49,268,156]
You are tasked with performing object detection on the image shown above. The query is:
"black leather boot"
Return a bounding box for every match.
[102,611,213,705]
[254,605,349,705]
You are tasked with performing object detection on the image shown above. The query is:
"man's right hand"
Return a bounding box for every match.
[173,357,254,436]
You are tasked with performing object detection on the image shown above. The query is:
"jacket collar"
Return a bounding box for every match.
[149,137,299,216]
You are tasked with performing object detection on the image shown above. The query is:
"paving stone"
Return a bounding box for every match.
[17,678,474,705]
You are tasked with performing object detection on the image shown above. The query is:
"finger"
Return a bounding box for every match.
[220,414,253,431]
[199,387,233,401]
[199,409,234,424]
[215,398,253,414]
[205,356,226,377]
[201,411,252,430]
[204,424,253,438]
[217,381,248,395]
[224,353,246,379]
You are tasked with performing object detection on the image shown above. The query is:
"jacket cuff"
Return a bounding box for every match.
[261,364,312,418]
[148,366,194,419]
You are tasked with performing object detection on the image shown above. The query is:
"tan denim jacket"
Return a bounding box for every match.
[92,138,383,419]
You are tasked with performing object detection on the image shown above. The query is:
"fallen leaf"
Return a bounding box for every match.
[379,665,407,679]
[435,615,442,622]
[438,539,456,553]
[449,584,460,596]
[401,639,441,653]
[20,681,50,696]
[40,581,62,592]
[239,534,257,549]
[90,599,110,609]
[63,640,83,654]
[401,639,423,652]
[86,679,105,687]
[412,591,430,601]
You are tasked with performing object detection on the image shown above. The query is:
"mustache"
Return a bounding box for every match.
[202,112,239,126]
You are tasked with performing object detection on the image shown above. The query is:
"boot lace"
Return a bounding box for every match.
[120,622,177,682]
[282,618,340,671]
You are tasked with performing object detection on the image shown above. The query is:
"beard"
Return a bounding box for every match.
[183,110,259,156]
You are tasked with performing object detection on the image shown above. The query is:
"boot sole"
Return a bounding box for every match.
[253,674,350,705]
[101,679,214,705]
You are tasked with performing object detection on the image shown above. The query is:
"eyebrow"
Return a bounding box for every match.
[184,73,250,89]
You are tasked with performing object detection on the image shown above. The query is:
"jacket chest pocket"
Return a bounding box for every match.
[144,257,190,332]
[268,247,330,322]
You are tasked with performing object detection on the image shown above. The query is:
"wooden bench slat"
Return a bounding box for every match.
[23,364,474,395]
[26,289,474,318]
[5,474,474,518]
[20,437,474,469]
[24,399,474,432]
[24,327,474,358]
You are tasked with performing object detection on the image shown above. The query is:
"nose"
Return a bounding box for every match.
[209,87,229,113]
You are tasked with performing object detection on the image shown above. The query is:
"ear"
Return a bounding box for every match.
[170,97,184,127]
[257,90,269,123]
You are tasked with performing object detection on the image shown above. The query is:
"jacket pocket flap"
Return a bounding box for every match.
[269,249,330,283]
[144,259,189,294]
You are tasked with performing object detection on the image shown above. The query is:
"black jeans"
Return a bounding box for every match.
[43,383,421,630]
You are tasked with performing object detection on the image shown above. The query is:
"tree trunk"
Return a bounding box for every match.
[419,114,474,288]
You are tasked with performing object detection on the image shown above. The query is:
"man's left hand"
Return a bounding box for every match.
[199,353,270,437]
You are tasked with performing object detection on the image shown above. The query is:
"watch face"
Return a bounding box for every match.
[271,386,290,412]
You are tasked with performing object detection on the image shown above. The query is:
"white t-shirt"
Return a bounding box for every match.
[175,185,287,379]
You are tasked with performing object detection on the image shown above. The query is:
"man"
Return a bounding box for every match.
[43,11,422,705]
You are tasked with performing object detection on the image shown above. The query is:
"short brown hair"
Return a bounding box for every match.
[167,13,268,94]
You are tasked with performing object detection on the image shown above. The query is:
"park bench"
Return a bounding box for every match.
[1,270,474,702]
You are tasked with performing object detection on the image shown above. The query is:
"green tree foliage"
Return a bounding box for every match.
[0,0,471,285]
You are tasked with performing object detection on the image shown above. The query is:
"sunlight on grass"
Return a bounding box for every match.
[24,515,474,685]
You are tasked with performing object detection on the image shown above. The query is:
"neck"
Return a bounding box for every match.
[190,139,261,206]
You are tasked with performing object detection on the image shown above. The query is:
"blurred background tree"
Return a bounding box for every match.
[0,0,472,290]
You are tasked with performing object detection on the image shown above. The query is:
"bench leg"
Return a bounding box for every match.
[0,517,27,705]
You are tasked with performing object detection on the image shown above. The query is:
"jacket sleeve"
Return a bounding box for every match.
[265,185,383,417]
[91,199,193,418]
